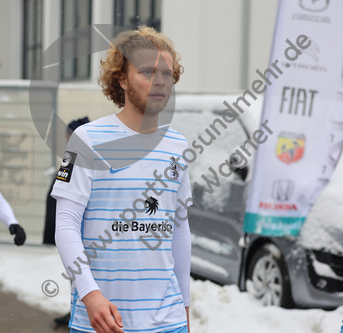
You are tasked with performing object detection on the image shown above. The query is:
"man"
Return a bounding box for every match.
[52,26,191,333]
[0,191,26,246]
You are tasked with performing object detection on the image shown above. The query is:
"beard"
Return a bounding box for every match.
[126,80,168,116]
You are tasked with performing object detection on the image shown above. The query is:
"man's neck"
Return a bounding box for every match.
[116,106,159,134]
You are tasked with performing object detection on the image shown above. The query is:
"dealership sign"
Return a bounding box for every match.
[243,0,343,236]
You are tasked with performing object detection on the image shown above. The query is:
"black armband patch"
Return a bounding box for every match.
[56,151,77,183]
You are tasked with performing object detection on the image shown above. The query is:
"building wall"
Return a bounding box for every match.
[0,1,22,79]
[247,0,278,86]
[162,0,245,93]
[0,0,278,90]
[162,0,278,92]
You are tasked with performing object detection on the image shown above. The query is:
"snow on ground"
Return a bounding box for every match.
[190,278,343,333]
[1,243,343,333]
[0,243,71,314]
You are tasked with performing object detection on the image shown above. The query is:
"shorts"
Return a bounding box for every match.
[70,324,188,333]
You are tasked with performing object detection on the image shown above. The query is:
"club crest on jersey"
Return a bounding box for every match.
[145,197,159,215]
[57,151,77,183]
[169,156,180,181]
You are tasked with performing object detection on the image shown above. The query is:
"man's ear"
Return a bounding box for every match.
[119,72,127,91]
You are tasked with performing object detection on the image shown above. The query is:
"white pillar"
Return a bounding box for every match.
[42,0,62,52]
[91,0,114,84]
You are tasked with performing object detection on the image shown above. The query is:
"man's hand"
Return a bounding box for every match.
[82,290,124,333]
[185,306,190,333]
[9,224,26,246]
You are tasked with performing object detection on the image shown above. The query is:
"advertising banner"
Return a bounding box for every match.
[243,0,343,236]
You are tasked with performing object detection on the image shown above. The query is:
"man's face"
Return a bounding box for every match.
[123,48,174,115]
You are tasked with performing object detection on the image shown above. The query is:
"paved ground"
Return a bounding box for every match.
[0,289,70,333]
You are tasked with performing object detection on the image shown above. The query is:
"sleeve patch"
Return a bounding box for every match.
[56,151,77,183]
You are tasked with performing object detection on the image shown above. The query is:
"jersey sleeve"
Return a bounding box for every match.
[51,126,94,207]
[55,197,100,300]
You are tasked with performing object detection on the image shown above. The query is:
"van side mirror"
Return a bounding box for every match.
[230,155,249,181]
[233,166,248,181]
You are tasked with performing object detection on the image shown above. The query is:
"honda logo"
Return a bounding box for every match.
[272,180,294,202]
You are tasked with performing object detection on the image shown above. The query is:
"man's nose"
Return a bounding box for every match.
[152,71,165,86]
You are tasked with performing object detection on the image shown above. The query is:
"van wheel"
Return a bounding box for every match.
[246,244,293,308]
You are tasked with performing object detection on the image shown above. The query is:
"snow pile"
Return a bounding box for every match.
[299,151,343,254]
[190,278,343,333]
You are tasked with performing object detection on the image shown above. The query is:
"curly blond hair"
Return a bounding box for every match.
[98,25,184,108]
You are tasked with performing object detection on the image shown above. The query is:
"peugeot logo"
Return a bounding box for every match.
[299,0,330,13]
[272,180,294,202]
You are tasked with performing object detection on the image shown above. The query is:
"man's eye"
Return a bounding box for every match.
[163,71,172,76]
[142,70,153,75]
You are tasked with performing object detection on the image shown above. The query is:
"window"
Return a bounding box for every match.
[61,0,92,81]
[23,0,43,80]
[114,0,161,31]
